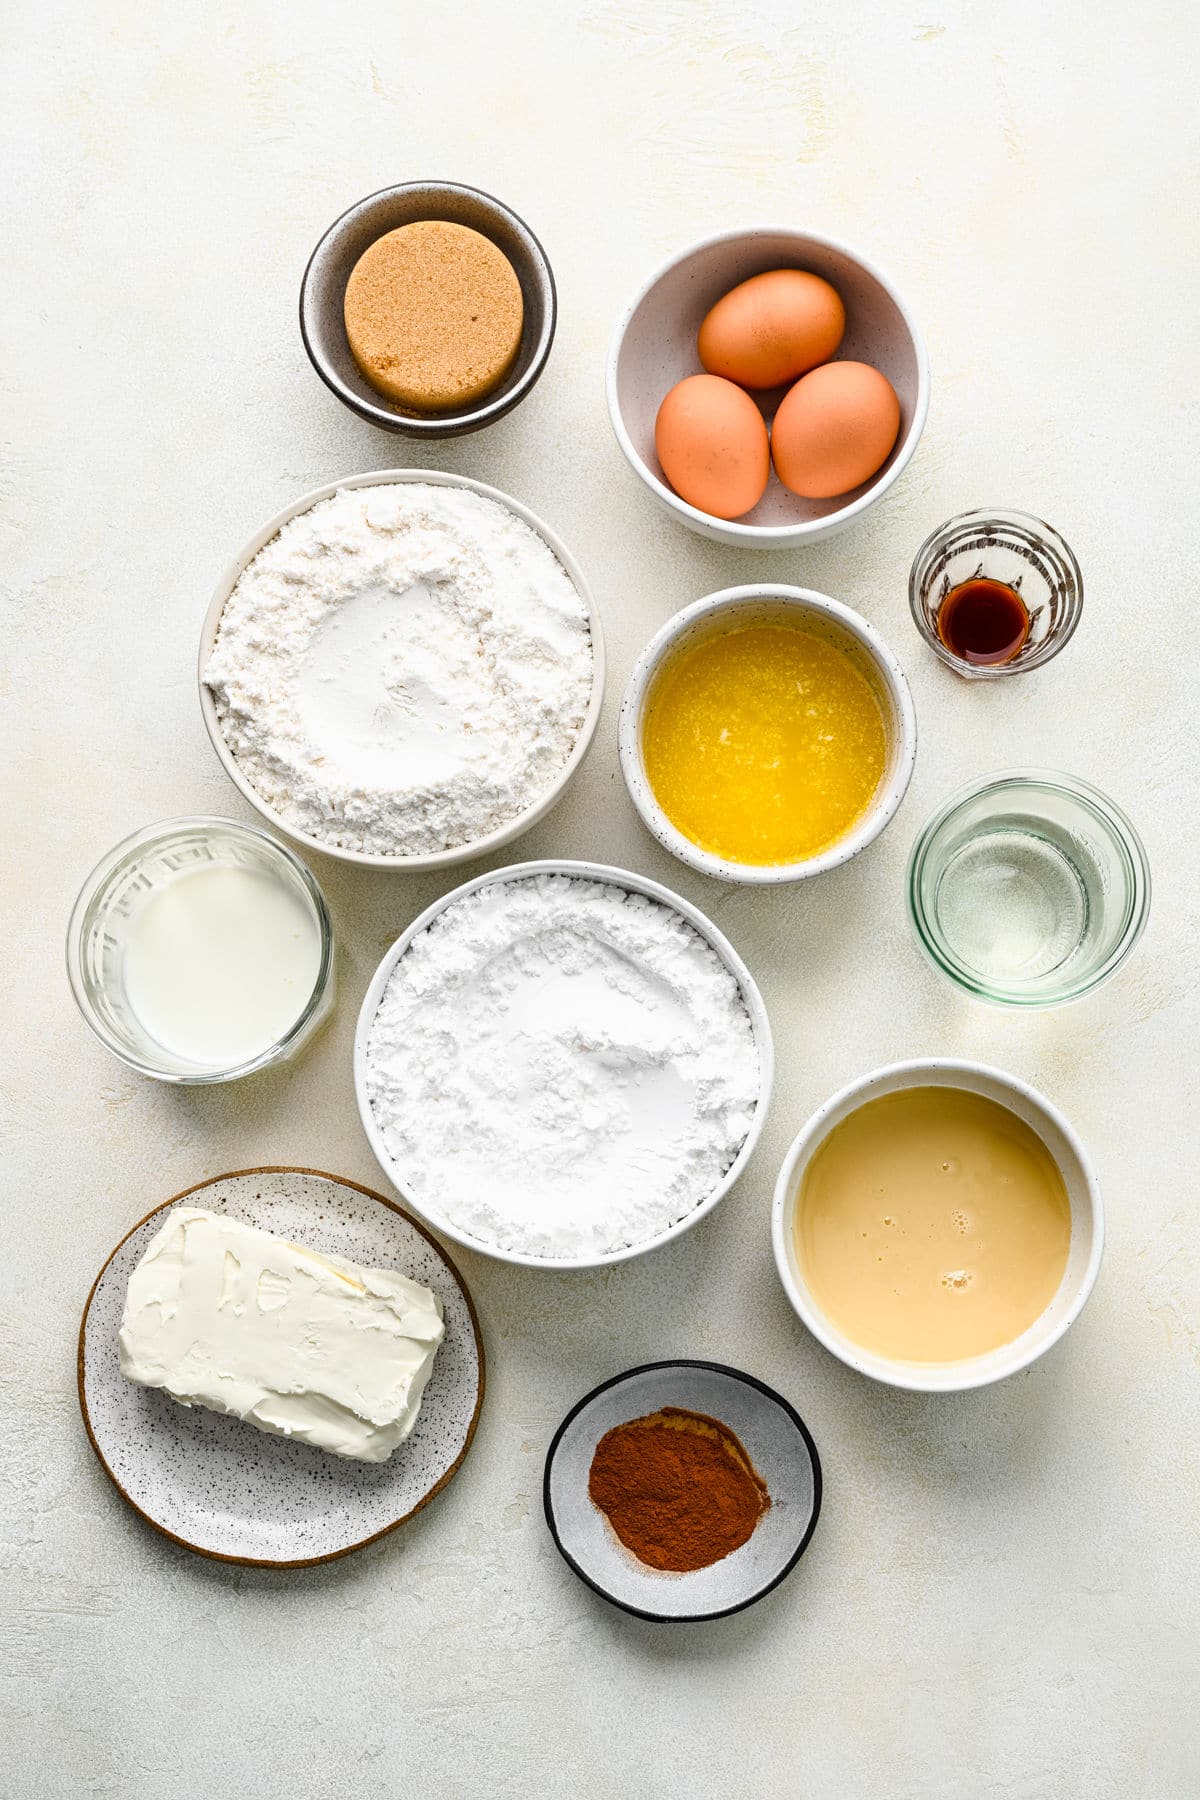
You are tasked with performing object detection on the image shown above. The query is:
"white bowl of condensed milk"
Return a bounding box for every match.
[772,1060,1102,1392]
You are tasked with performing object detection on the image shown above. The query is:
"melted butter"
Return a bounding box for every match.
[796,1088,1072,1363]
[641,622,888,865]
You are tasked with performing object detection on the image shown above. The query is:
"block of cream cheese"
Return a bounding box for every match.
[118,1207,445,1463]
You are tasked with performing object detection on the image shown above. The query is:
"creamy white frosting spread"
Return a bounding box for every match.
[118,1207,445,1463]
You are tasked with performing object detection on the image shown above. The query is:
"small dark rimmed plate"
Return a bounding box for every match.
[79,1168,485,1567]
[544,1361,821,1622]
[300,180,556,438]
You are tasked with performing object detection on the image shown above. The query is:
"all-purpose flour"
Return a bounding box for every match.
[363,874,761,1259]
[204,483,593,857]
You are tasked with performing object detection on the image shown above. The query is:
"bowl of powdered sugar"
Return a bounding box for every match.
[199,471,603,868]
[354,862,773,1269]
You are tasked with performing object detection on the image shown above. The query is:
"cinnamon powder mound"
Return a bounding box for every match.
[588,1407,770,1573]
[343,220,523,412]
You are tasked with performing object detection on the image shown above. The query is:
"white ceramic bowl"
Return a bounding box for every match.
[771,1059,1104,1393]
[353,859,774,1270]
[618,585,917,884]
[607,227,930,548]
[543,1360,821,1621]
[198,469,606,871]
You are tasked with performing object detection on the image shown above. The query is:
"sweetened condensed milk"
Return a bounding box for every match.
[796,1087,1071,1362]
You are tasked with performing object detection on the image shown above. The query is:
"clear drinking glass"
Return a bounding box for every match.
[66,817,335,1082]
[909,509,1083,678]
[907,771,1150,1007]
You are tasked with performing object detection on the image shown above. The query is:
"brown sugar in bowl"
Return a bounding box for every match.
[344,220,524,411]
[301,181,556,439]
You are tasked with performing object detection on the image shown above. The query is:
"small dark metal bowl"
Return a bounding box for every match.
[300,181,556,439]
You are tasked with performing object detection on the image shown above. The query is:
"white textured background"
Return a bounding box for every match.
[3,4,1197,1796]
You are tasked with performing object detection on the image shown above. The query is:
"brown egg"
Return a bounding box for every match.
[698,270,845,390]
[771,361,901,500]
[655,374,770,520]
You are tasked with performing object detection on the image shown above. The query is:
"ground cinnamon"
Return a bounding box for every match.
[587,1406,770,1572]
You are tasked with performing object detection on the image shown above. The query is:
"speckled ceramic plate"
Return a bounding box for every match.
[78,1168,485,1566]
[544,1361,821,1622]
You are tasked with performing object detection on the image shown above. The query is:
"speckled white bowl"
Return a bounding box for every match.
[197,469,605,872]
[607,227,929,547]
[772,1060,1104,1393]
[353,859,774,1271]
[618,585,917,885]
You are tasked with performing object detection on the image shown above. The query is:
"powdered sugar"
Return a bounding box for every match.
[362,873,762,1260]
[203,482,594,857]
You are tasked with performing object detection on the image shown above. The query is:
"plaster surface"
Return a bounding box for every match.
[2,4,1196,1796]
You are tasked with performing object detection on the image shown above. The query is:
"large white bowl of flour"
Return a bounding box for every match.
[354,861,774,1269]
[198,471,605,869]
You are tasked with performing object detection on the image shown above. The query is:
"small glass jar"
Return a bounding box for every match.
[909,509,1083,678]
[67,817,335,1082]
[907,771,1150,1007]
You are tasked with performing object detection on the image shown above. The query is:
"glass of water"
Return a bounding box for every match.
[907,771,1150,1006]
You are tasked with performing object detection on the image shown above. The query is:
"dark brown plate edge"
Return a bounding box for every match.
[77,1165,486,1570]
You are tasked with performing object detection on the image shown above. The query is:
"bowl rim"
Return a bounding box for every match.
[352,858,775,1270]
[541,1358,823,1623]
[65,814,335,1084]
[605,225,931,543]
[617,584,918,884]
[197,468,606,871]
[770,1057,1105,1393]
[299,179,557,435]
[906,767,1152,1005]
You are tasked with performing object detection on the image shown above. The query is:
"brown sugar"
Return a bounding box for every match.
[343,220,524,412]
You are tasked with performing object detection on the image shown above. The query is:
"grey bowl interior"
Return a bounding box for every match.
[544,1361,821,1621]
[300,181,556,438]
[614,231,924,526]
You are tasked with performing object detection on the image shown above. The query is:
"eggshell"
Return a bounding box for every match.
[698,270,845,390]
[771,361,901,500]
[654,374,770,520]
